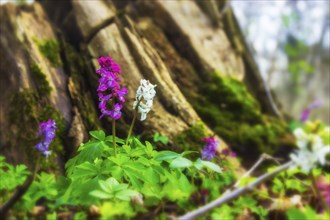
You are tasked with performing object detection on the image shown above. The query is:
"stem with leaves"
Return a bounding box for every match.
[179,161,294,220]
[112,119,117,157]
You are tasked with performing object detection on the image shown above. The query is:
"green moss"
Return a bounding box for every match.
[9,89,65,170]
[36,39,61,67]
[30,63,52,96]
[173,122,208,152]
[191,71,290,158]
[60,41,101,131]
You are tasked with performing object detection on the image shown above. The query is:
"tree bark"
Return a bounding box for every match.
[0,0,286,170]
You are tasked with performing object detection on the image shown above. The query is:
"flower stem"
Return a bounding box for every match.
[126,98,142,145]
[112,119,117,157]
[126,112,137,145]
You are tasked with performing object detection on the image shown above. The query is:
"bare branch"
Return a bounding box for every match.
[179,161,294,220]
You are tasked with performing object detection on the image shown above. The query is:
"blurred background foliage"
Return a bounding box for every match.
[232,0,329,123]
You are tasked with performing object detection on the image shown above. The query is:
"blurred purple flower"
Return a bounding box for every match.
[300,100,323,123]
[35,119,56,158]
[316,181,330,208]
[96,56,127,120]
[201,137,219,161]
[221,148,237,157]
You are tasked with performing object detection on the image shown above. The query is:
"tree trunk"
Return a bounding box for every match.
[0,0,291,171]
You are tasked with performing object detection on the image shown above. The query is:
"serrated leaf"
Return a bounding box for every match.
[155,151,180,161]
[131,138,145,149]
[105,136,125,144]
[137,157,151,166]
[90,190,112,199]
[130,147,146,157]
[109,166,124,179]
[115,190,139,201]
[122,145,131,154]
[66,140,105,174]
[124,168,143,189]
[145,141,154,155]
[170,157,193,169]
[99,180,113,193]
[201,160,222,173]
[153,133,169,145]
[144,168,160,184]
[70,162,99,180]
[89,130,105,141]
[112,184,128,192]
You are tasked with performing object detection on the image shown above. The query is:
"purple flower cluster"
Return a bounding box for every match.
[201,137,219,161]
[316,181,330,208]
[96,56,128,120]
[300,100,322,123]
[35,119,56,158]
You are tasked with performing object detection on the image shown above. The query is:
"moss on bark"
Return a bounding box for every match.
[191,71,293,159]
[9,89,66,171]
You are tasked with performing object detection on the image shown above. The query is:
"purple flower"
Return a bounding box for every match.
[35,119,56,158]
[300,100,323,123]
[201,137,219,161]
[96,56,127,120]
[316,182,330,207]
[97,56,121,74]
[221,148,236,157]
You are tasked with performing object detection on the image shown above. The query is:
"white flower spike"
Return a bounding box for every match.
[133,79,156,121]
[290,128,330,172]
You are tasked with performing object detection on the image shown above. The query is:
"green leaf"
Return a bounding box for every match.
[201,160,222,173]
[170,157,193,169]
[100,201,136,218]
[115,189,139,201]
[70,162,99,180]
[130,147,146,157]
[112,184,128,192]
[105,136,125,144]
[145,141,154,156]
[153,133,169,145]
[66,140,105,174]
[124,168,143,189]
[109,155,130,165]
[122,145,131,154]
[90,190,112,199]
[131,138,145,149]
[193,158,203,170]
[99,180,113,193]
[109,166,124,180]
[144,168,160,184]
[211,205,233,220]
[89,130,105,141]
[155,151,180,161]
[181,151,198,157]
[286,208,307,220]
[285,179,306,192]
